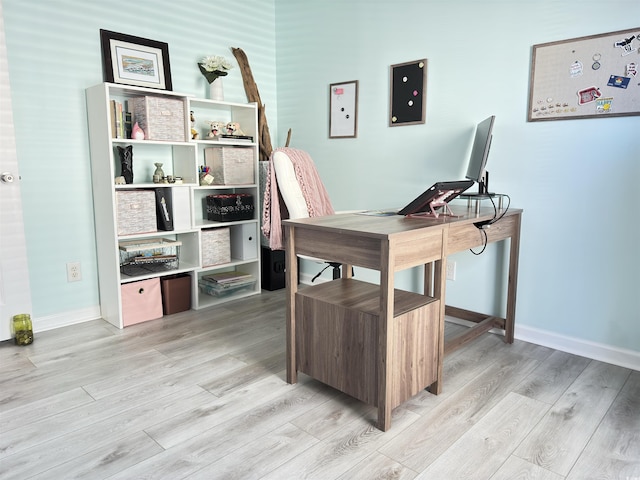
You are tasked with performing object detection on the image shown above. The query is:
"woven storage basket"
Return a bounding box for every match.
[201,227,231,266]
[116,190,157,236]
[204,147,254,184]
[119,238,181,276]
[205,193,254,222]
[129,96,186,142]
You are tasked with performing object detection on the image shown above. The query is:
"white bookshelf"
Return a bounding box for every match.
[86,82,261,328]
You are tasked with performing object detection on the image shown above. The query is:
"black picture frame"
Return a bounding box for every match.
[100,29,173,91]
[389,59,427,126]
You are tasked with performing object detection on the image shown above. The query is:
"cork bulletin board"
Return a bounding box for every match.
[528,28,640,121]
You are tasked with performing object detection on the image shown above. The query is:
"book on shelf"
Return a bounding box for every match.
[109,99,130,139]
[217,134,254,142]
[124,112,132,140]
[109,100,117,138]
[201,271,253,285]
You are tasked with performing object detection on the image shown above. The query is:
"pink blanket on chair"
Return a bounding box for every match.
[262,147,334,250]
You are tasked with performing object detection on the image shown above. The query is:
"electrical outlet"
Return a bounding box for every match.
[446,261,456,281]
[67,262,82,282]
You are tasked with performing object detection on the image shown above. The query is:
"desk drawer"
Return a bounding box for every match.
[294,228,382,269]
[292,223,443,271]
[447,214,519,252]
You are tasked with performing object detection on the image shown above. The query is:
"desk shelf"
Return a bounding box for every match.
[295,278,440,409]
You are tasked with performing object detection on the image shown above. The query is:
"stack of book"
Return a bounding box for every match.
[199,271,256,297]
[216,134,254,142]
[109,100,132,139]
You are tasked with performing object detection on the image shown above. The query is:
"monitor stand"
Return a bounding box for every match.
[458,172,504,213]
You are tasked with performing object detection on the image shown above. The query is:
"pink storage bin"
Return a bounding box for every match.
[121,277,163,326]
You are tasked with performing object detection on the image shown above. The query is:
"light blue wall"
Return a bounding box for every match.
[3,0,277,317]
[273,1,640,353]
[3,0,639,357]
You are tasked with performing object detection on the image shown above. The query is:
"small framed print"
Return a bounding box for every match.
[389,59,427,126]
[329,80,358,138]
[100,29,173,91]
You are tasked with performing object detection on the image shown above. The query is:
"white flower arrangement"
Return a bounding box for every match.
[198,55,234,83]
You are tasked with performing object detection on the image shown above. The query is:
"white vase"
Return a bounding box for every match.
[208,78,224,101]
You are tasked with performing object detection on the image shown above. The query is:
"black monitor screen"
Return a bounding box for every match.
[465,115,495,185]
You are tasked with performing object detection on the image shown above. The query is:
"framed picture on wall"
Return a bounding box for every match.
[389,59,427,126]
[329,80,358,138]
[100,29,173,91]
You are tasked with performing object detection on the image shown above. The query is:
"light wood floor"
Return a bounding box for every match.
[1,288,638,480]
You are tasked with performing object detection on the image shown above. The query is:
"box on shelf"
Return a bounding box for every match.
[206,193,254,222]
[231,223,257,260]
[161,273,191,315]
[204,147,254,184]
[199,271,256,298]
[121,277,163,326]
[154,187,174,231]
[116,190,157,236]
[129,96,186,142]
[119,238,181,277]
[201,227,231,266]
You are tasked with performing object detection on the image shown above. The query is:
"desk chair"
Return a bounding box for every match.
[262,147,344,281]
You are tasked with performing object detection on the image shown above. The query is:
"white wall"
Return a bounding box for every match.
[274,0,640,367]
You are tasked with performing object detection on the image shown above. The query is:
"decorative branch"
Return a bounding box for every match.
[231,47,273,162]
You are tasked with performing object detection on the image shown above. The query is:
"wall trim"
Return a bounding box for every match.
[443,316,639,371]
[34,306,102,333]
[514,323,640,372]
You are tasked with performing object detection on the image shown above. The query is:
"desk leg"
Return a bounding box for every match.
[285,225,298,384]
[424,262,434,297]
[343,263,353,279]
[427,228,448,395]
[428,256,446,395]
[377,240,394,431]
[505,214,521,344]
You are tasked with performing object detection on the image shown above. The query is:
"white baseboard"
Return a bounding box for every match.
[34,306,102,333]
[437,316,640,371]
[514,323,640,372]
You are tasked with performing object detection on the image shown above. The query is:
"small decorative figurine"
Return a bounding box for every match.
[207,120,225,139]
[117,145,134,184]
[153,163,164,183]
[190,111,199,140]
[225,121,245,136]
[132,122,145,140]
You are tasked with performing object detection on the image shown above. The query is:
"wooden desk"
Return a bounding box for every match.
[283,206,522,431]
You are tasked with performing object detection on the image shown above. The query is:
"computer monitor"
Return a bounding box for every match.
[465,115,495,196]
